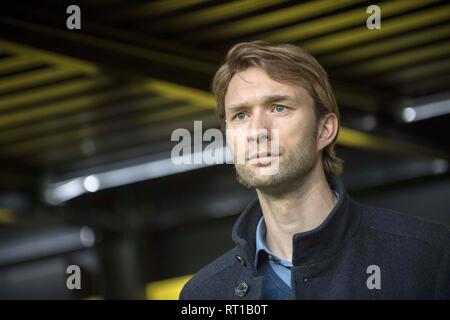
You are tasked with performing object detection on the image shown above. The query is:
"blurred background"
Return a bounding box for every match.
[0,0,449,299]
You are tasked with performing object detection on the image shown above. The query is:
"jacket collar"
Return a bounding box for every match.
[232,173,361,269]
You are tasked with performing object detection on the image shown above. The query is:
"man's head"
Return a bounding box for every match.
[211,41,343,192]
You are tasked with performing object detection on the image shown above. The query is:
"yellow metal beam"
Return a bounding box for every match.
[338,42,450,77]
[0,19,446,162]
[303,3,450,54]
[127,0,209,18]
[0,84,144,128]
[146,275,192,300]
[262,0,438,43]
[0,39,98,75]
[0,208,15,224]
[0,18,216,75]
[0,96,172,143]
[144,79,216,109]
[338,127,449,159]
[0,77,111,111]
[0,67,83,94]
[188,0,358,42]
[86,274,193,300]
[158,0,286,30]
[0,55,43,74]
[320,22,450,66]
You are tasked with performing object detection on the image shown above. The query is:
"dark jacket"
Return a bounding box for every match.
[180,174,450,299]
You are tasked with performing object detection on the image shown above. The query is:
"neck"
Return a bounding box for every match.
[256,166,338,261]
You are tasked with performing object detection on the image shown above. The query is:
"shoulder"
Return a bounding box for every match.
[179,247,241,300]
[354,199,450,249]
[353,200,450,298]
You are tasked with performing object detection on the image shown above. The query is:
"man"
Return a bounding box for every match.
[179,41,450,299]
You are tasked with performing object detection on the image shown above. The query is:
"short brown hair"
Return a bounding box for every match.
[211,40,343,176]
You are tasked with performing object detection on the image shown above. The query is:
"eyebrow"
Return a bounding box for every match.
[227,94,296,113]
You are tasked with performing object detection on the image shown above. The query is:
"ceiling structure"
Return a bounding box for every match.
[0,0,449,200]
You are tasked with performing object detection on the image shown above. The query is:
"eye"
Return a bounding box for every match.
[234,112,248,121]
[273,104,286,113]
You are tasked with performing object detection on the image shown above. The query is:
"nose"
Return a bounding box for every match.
[247,111,271,143]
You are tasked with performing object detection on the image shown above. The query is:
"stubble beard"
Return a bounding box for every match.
[234,127,319,195]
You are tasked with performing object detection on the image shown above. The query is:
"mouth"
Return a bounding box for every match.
[247,152,280,165]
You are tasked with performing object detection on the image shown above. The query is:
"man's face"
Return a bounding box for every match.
[224,67,321,193]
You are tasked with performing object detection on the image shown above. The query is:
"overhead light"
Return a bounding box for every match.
[80,226,96,248]
[401,107,417,123]
[43,145,232,205]
[401,96,450,123]
[431,158,448,175]
[83,175,100,193]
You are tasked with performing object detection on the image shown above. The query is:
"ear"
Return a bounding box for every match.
[317,113,338,152]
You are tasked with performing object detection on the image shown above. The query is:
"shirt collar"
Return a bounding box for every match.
[254,216,293,269]
[254,190,340,269]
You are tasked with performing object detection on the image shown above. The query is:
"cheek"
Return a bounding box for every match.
[275,120,315,151]
[225,129,236,153]
[226,127,246,154]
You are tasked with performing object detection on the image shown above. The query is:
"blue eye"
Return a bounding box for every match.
[235,112,247,120]
[274,105,286,113]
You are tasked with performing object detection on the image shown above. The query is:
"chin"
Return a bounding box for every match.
[236,169,286,190]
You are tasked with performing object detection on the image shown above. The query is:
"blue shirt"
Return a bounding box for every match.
[255,190,340,288]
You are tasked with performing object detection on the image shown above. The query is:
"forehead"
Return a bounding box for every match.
[224,67,309,107]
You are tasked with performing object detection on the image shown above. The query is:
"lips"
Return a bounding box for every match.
[247,152,278,161]
[247,152,280,165]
